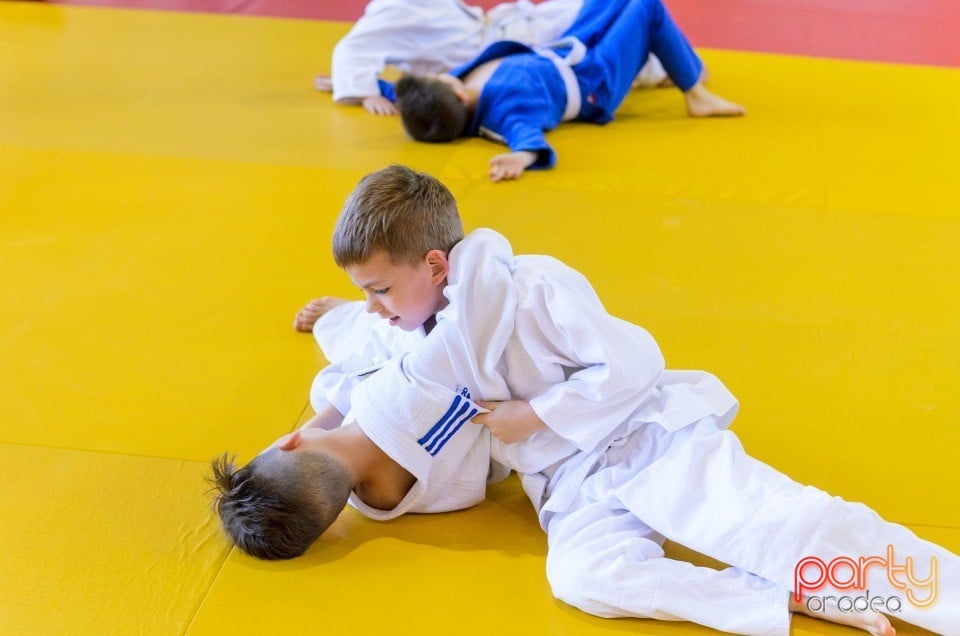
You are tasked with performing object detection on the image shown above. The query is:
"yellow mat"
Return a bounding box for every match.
[0,2,957,634]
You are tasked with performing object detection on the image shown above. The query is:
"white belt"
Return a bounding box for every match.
[535,36,586,122]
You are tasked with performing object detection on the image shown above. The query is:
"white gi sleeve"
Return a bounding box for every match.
[349,358,493,519]
[331,0,485,102]
[518,261,666,453]
[308,301,414,415]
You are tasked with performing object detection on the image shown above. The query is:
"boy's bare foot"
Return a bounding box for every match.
[683,82,746,117]
[293,297,350,332]
[790,596,896,636]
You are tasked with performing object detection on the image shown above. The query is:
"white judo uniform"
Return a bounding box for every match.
[310,301,501,520]
[329,0,666,103]
[311,229,959,636]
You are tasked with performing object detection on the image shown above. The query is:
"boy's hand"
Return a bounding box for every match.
[314,75,333,92]
[489,151,537,182]
[473,400,547,444]
[362,95,398,116]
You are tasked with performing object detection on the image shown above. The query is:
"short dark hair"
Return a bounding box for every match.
[209,450,352,560]
[395,74,468,143]
[333,165,463,267]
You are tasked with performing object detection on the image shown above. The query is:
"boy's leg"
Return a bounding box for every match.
[570,0,701,114]
[545,472,793,635]
[608,421,960,634]
[569,0,743,118]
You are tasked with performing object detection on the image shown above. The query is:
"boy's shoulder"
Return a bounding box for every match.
[448,229,597,306]
[450,228,582,276]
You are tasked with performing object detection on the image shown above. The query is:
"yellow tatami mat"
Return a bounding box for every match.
[1,2,957,635]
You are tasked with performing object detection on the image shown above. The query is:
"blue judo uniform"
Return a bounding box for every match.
[393,0,704,168]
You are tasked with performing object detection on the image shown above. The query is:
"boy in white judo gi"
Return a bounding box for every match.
[214,166,959,636]
[389,0,744,181]
[316,0,668,115]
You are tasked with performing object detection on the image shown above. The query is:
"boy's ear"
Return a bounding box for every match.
[436,73,469,104]
[424,249,450,285]
[277,431,302,451]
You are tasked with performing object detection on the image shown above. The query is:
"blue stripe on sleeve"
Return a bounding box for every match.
[424,400,471,454]
[418,395,462,448]
[428,407,478,456]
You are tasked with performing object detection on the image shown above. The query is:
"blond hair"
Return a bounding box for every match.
[333,165,464,267]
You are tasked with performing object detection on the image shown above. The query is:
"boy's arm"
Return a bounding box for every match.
[329,1,465,110]
[469,282,664,452]
[308,300,408,423]
[498,116,556,172]
[480,121,554,182]
[521,275,665,453]
[480,73,560,178]
[330,4,416,104]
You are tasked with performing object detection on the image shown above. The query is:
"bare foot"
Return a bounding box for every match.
[790,596,895,636]
[293,297,350,332]
[683,82,746,117]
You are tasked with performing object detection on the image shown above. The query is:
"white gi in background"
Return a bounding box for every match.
[312,230,960,636]
[329,0,666,103]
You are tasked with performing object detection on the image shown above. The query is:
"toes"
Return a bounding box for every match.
[293,297,349,332]
[866,613,894,636]
[293,308,320,332]
[293,299,331,332]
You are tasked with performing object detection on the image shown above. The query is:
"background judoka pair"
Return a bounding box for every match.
[324,0,744,180]
[319,0,667,114]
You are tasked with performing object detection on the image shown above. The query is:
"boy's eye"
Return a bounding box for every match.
[373,288,389,295]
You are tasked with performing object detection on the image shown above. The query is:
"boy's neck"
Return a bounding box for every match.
[329,424,416,510]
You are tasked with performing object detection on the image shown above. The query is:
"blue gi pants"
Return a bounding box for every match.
[565,0,703,123]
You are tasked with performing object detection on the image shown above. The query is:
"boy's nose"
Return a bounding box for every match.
[364,295,381,314]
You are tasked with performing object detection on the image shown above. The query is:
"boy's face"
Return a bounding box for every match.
[345,249,449,331]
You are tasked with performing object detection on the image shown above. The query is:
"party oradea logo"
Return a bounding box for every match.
[794,544,937,614]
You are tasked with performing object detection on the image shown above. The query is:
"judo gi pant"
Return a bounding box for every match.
[563,0,702,122]
[544,420,960,636]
